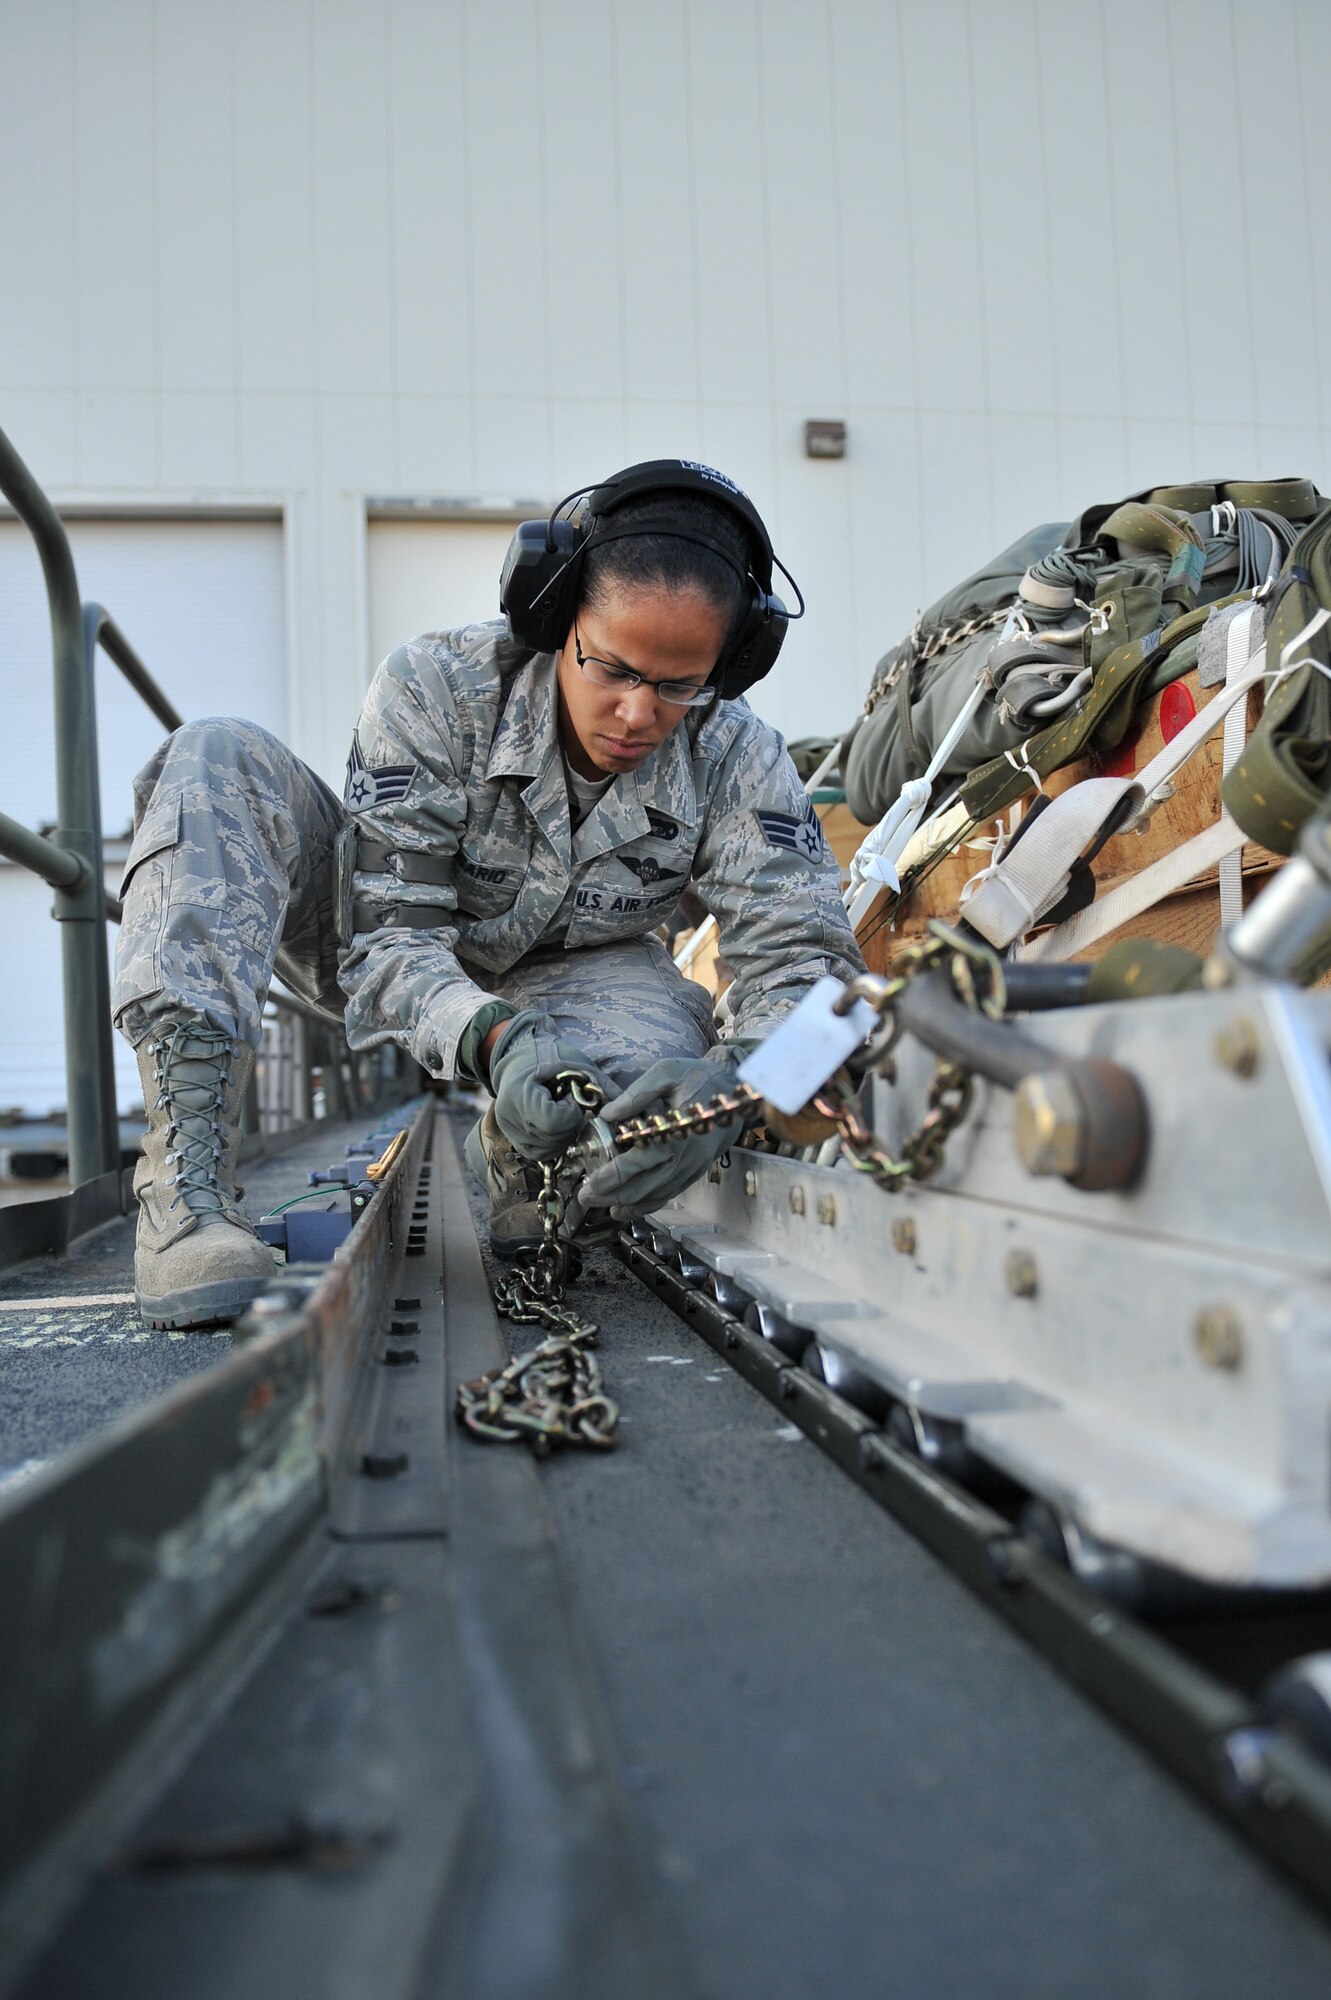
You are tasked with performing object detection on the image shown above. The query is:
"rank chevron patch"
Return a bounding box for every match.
[344,733,416,812]
[754,798,825,862]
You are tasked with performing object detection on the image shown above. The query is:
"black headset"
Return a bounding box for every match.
[499,459,803,700]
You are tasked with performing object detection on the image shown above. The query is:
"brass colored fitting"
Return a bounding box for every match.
[1013,1070,1086,1180]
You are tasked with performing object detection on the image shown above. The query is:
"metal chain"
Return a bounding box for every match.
[605,1081,765,1146]
[464,927,1001,1449]
[463,1152,614,1452]
[464,1072,768,1455]
[455,1327,617,1455]
[862,605,1010,717]
[819,920,1004,1189]
[813,1062,974,1192]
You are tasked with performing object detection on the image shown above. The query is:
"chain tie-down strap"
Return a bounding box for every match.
[458,1070,776,1454]
[455,1330,618,1456]
[457,943,990,1453]
[456,1123,619,1453]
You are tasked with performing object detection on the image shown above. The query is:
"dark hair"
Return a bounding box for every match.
[577,491,752,633]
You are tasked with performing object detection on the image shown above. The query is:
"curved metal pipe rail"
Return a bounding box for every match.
[1,420,360,1219]
[1,422,119,1184]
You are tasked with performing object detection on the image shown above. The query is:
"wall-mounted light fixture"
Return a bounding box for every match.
[804,419,847,460]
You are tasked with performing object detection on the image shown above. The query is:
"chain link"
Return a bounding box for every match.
[606,1082,765,1146]
[462,924,1003,1451]
[455,1327,617,1455]
[820,920,1004,1188]
[463,1072,769,1455]
[862,604,1009,717]
[813,1061,973,1192]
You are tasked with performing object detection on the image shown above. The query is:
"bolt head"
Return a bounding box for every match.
[890,1217,917,1257]
[817,1193,838,1226]
[1194,1305,1244,1370]
[1213,1017,1260,1079]
[788,1186,807,1216]
[1005,1248,1038,1298]
[742,1168,758,1197]
[1013,1071,1086,1178]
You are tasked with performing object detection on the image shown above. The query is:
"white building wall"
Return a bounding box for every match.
[2,0,1329,779]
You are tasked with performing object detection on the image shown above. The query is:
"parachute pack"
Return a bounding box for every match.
[838,477,1331,976]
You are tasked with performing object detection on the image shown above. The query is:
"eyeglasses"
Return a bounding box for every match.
[573,617,718,708]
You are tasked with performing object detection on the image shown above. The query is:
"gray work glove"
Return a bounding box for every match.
[582,1048,749,1213]
[488,1011,608,1161]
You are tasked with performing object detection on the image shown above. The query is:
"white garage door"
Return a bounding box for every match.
[367,517,520,674]
[0,515,286,1116]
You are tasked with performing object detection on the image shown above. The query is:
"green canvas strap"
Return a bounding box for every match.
[1144,484,1217,513]
[1097,502,1205,611]
[960,595,1215,823]
[1061,478,1324,554]
[1085,937,1206,1001]
[1220,477,1322,522]
[1222,513,1331,854]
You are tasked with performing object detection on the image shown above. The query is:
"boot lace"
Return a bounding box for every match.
[151,1022,238,1217]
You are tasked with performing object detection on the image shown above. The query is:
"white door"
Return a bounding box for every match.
[0,515,286,1115]
[366,517,520,673]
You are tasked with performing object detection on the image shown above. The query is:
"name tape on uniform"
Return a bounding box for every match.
[737,976,878,1115]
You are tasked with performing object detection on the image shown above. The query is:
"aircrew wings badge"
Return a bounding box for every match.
[754,800,825,862]
[344,733,416,812]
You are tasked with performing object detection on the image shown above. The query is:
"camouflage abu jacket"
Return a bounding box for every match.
[337,620,863,1077]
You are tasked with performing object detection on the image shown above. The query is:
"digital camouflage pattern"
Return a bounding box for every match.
[113,620,863,1080]
[113,717,348,1050]
[339,621,863,1075]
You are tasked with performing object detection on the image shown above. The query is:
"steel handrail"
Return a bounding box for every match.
[0,807,88,894]
[84,603,183,734]
[1,420,352,1193]
[0,422,119,1183]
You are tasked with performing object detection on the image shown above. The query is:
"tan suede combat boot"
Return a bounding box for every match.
[463,1103,545,1259]
[132,1022,278,1330]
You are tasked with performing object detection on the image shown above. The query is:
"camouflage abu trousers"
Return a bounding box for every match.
[112,719,715,1087]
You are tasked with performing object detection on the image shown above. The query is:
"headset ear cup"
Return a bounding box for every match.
[500,518,583,651]
[716,592,789,699]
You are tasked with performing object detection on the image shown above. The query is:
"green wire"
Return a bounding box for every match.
[259,1184,357,1221]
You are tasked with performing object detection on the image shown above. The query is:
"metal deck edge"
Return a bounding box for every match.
[0,1099,430,1988]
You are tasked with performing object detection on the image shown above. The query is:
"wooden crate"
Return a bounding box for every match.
[858,668,1284,973]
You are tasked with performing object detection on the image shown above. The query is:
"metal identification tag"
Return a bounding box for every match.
[737,977,879,1116]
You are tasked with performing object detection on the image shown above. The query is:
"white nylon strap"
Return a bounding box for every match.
[961,777,1128,948]
[961,639,1270,950]
[1017,814,1247,963]
[845,678,989,926]
[1218,603,1262,929]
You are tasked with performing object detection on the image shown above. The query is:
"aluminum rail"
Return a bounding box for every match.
[0,1106,682,2000]
[0,1102,431,1984]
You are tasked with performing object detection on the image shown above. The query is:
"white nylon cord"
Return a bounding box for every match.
[845,677,989,928]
